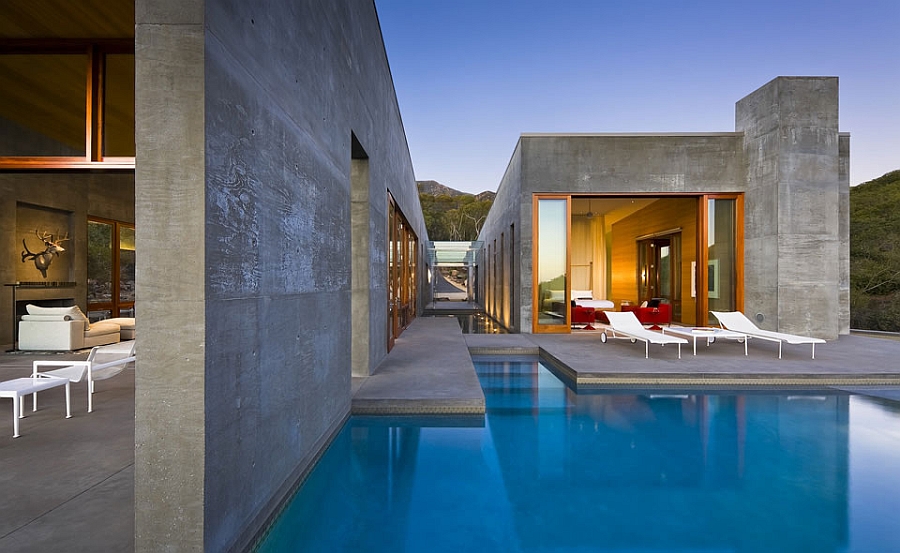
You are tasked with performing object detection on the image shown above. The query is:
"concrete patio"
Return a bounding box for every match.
[2,317,900,551]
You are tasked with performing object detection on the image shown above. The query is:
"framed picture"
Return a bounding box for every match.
[708,259,719,299]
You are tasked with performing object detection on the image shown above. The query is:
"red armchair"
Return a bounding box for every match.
[572,306,597,328]
[622,303,671,327]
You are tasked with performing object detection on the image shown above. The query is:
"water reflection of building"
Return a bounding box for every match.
[483,365,850,552]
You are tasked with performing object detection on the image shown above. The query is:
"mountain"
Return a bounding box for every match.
[417,180,494,241]
[850,169,900,331]
[416,180,467,197]
[416,180,495,200]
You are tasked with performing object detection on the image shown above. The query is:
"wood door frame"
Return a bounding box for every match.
[532,194,571,334]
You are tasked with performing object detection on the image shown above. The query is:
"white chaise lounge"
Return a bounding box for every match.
[601,311,688,359]
[32,341,136,412]
[710,311,826,359]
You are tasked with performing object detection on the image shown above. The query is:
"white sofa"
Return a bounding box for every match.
[18,305,121,351]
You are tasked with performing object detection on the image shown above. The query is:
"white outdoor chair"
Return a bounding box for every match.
[601,311,687,358]
[710,311,825,359]
[32,341,136,412]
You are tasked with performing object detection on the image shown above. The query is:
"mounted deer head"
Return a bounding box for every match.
[21,229,69,278]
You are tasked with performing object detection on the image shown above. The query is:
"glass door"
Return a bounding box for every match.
[533,196,570,333]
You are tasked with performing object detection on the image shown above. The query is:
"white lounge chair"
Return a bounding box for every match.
[601,311,688,358]
[710,311,825,359]
[32,340,136,412]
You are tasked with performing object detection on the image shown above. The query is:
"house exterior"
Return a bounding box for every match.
[2,1,428,550]
[477,77,849,340]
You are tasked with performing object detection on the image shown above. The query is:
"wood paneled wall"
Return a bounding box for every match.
[610,198,698,325]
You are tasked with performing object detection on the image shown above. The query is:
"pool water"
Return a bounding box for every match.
[257,358,900,552]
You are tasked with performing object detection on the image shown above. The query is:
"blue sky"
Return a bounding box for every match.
[376,0,900,194]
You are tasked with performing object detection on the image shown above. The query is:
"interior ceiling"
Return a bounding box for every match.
[0,1,135,155]
[0,1,134,39]
[572,197,658,224]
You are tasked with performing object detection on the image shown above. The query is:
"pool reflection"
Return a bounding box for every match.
[258,359,900,553]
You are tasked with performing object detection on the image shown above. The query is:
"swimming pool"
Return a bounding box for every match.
[257,357,900,552]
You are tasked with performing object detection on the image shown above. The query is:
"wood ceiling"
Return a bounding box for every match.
[0,1,134,39]
[0,1,135,159]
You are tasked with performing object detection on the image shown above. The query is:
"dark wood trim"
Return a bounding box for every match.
[0,39,133,54]
[0,158,134,169]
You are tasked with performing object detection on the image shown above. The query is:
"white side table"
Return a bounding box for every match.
[661,326,749,356]
[0,375,71,438]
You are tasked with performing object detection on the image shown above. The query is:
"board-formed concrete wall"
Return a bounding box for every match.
[478,141,524,331]
[135,1,426,550]
[480,77,848,339]
[737,77,844,338]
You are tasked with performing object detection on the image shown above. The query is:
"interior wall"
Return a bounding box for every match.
[0,171,134,350]
[610,197,698,325]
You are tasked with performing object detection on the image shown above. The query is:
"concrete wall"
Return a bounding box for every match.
[135,0,425,550]
[0,172,135,350]
[483,77,847,338]
[478,141,523,331]
[736,77,844,338]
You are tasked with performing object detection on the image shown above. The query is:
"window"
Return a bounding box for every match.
[388,194,418,349]
[87,218,135,321]
[0,40,134,168]
[533,196,569,332]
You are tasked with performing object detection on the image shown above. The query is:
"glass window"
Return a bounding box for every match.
[88,219,135,318]
[104,54,136,157]
[708,199,736,312]
[536,198,568,328]
[0,54,87,157]
[88,220,113,305]
[119,226,136,304]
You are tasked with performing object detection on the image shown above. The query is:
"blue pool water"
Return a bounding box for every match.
[257,358,900,552]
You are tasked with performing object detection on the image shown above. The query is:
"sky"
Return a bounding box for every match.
[376,0,900,194]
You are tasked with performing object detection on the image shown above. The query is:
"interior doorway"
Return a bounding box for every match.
[637,233,682,320]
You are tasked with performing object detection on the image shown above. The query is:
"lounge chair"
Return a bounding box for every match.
[710,311,825,359]
[32,340,136,412]
[601,311,688,358]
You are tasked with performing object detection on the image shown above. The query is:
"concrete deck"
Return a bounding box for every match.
[2,318,900,551]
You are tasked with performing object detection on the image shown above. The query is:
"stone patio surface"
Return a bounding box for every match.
[2,317,899,551]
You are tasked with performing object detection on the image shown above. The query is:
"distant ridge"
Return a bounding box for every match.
[417,180,495,200]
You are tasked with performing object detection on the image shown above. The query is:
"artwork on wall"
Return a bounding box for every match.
[21,229,69,278]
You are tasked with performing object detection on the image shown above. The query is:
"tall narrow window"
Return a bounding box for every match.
[707,198,737,313]
[387,195,417,350]
[88,218,135,320]
[104,54,136,158]
[534,197,569,332]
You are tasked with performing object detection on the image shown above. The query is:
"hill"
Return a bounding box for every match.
[416,180,495,200]
[850,169,900,331]
[417,180,494,241]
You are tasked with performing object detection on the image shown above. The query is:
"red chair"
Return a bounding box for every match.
[622,303,671,327]
[571,306,597,329]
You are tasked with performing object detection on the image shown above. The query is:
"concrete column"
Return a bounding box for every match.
[134,1,206,551]
[736,77,842,339]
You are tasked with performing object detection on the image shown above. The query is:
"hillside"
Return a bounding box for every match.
[850,169,900,331]
[417,180,494,241]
